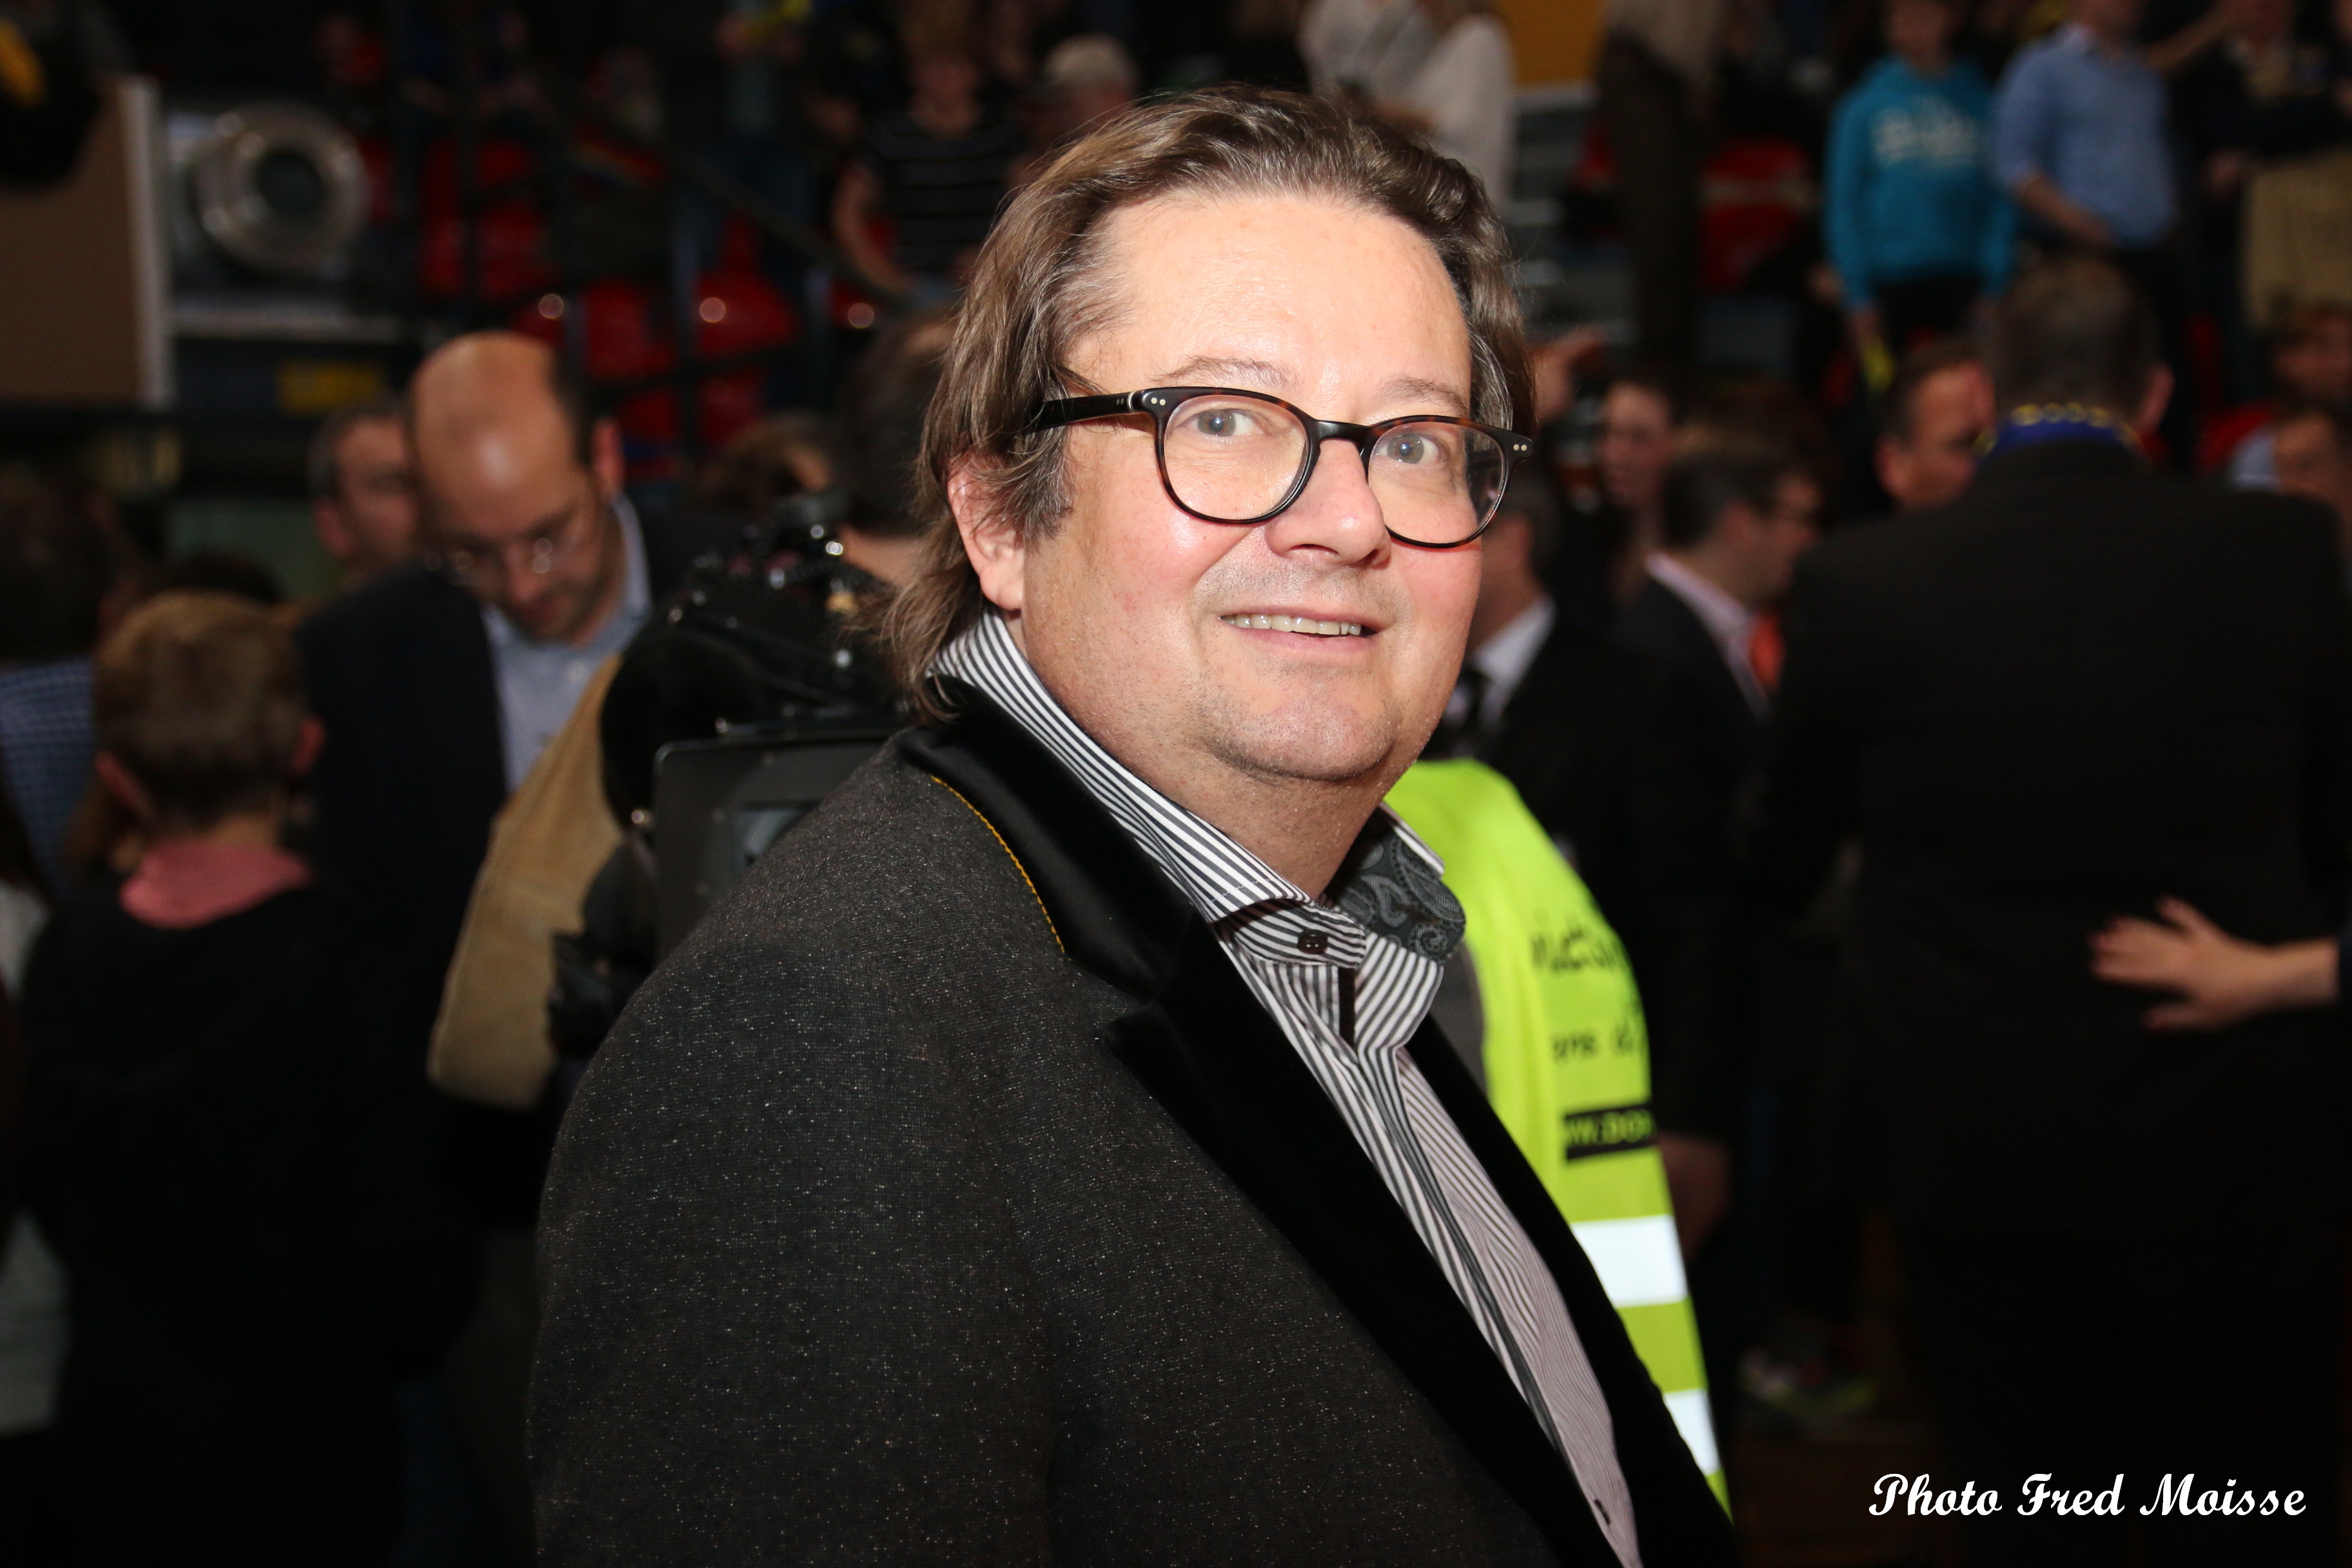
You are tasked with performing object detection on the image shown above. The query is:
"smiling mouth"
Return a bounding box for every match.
[1219,613,1366,637]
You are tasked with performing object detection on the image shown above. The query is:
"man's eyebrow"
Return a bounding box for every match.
[1154,360,1473,416]
[1379,375,1473,416]
[1159,355,1293,389]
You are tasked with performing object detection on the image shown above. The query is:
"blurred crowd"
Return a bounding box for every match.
[3,0,2352,1563]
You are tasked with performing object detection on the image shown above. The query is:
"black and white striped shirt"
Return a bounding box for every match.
[937,613,1641,1566]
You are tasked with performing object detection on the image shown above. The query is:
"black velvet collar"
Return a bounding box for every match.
[1966,433,2147,499]
[899,683,1733,1566]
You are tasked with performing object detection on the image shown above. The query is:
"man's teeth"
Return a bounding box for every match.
[1220,613,1364,636]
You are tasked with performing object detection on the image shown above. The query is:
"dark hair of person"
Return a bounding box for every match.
[839,306,954,540]
[1602,356,1691,426]
[870,85,1531,721]
[150,551,285,608]
[1494,461,1565,573]
[1661,426,1804,551]
[1987,256,2157,416]
[305,395,405,500]
[1704,377,1839,506]
[2273,299,2352,355]
[692,410,830,518]
[92,593,308,834]
[1880,337,1984,444]
[0,464,115,663]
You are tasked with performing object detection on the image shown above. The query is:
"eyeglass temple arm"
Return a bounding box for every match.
[1030,391,1145,430]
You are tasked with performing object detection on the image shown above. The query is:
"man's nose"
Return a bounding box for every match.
[1259,438,1389,561]
[499,564,553,611]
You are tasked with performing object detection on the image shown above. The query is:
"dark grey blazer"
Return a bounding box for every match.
[531,685,1736,1566]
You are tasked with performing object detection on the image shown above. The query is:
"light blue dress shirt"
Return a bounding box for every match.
[1991,24,2177,248]
[482,494,651,790]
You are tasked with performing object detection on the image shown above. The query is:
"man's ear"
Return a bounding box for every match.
[291,716,325,779]
[1874,437,1906,505]
[2135,365,2175,439]
[589,415,626,501]
[949,456,1026,616]
[93,751,153,823]
[311,498,355,567]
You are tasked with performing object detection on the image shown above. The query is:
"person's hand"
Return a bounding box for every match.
[2090,897,2338,1030]
[1657,1132,1732,1257]
[2204,150,2250,199]
[2058,206,2115,250]
[1529,325,1603,427]
[2017,175,2115,250]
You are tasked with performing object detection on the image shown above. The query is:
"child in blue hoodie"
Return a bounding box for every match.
[1827,0,2016,362]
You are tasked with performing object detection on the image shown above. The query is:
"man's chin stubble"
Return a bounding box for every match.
[1202,704,1402,793]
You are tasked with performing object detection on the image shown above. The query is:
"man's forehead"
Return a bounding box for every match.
[1077,193,1473,408]
[340,416,408,460]
[419,432,587,536]
[1605,384,1670,425]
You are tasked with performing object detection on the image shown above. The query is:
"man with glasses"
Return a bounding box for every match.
[295,331,729,1560]
[534,88,1734,1567]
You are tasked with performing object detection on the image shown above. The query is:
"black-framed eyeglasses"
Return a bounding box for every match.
[1030,386,1534,548]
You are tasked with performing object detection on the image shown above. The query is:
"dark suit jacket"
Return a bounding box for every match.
[1617,575,1763,794]
[532,686,1735,1567]
[1748,440,2352,1227]
[1483,620,1747,1138]
[295,510,731,1219]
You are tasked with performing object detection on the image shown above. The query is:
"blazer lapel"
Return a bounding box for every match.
[1408,1017,1738,1563]
[903,687,1618,1565]
[1109,931,1617,1564]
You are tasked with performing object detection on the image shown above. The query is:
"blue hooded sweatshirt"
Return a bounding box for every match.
[1826,55,2016,309]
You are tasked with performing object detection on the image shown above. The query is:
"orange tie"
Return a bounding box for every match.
[1749,608,1785,696]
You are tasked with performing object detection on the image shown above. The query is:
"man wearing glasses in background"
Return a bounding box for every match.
[295,331,728,1562]
[533,89,1734,1568]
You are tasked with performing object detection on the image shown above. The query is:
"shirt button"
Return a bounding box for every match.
[1297,930,1329,956]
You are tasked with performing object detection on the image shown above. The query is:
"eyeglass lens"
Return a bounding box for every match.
[447,500,587,584]
[1160,391,1507,544]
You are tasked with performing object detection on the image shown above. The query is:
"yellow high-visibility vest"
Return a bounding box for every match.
[1387,759,1724,1504]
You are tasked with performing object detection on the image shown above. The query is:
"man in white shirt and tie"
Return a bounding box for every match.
[1618,426,1821,791]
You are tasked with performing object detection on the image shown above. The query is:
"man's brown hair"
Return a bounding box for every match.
[1987,255,2157,416]
[94,593,308,832]
[0,464,115,663]
[2273,299,2352,353]
[873,85,1531,720]
[1880,337,1984,444]
[306,395,405,500]
[1660,425,1805,550]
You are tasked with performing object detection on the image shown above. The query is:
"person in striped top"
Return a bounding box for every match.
[534,88,1735,1567]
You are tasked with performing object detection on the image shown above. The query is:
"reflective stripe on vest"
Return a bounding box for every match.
[1387,759,1723,1500]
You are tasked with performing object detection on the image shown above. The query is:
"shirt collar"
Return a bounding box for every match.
[934,611,1464,966]
[1469,595,1555,716]
[1647,551,1755,646]
[482,491,651,654]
